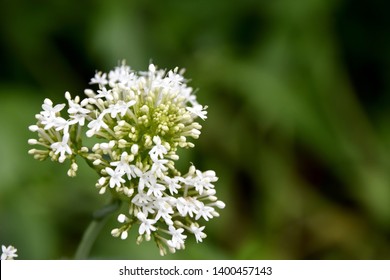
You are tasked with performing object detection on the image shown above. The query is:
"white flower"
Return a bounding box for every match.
[151,159,168,178]
[90,71,108,85]
[41,98,65,117]
[29,62,225,255]
[50,133,72,163]
[38,99,67,130]
[1,245,18,260]
[105,167,126,188]
[167,225,187,249]
[145,179,166,198]
[128,164,143,179]
[186,104,208,120]
[163,176,181,195]
[66,94,90,126]
[165,70,184,87]
[111,152,132,178]
[190,224,206,243]
[138,171,156,191]
[195,202,215,221]
[137,212,157,236]
[176,197,197,218]
[192,169,217,195]
[149,136,168,161]
[86,114,108,137]
[132,191,153,207]
[52,117,70,132]
[108,67,124,84]
[180,87,197,105]
[108,64,135,86]
[95,87,113,101]
[107,100,136,118]
[154,197,174,225]
[110,153,141,180]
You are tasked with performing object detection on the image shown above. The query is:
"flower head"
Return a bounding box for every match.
[1,245,18,260]
[28,61,225,255]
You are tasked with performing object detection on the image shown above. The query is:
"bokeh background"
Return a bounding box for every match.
[1,0,390,259]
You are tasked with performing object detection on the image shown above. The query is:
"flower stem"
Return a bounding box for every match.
[74,198,121,260]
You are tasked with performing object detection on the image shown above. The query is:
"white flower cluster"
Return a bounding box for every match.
[1,245,18,260]
[28,62,225,255]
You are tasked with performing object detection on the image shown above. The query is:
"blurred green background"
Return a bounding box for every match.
[1,0,390,259]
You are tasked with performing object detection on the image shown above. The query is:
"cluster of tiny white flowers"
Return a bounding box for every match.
[28,62,225,255]
[1,245,18,260]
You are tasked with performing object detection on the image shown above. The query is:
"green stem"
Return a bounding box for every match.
[74,198,121,260]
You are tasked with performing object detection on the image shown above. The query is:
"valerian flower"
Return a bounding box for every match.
[1,245,18,260]
[28,61,225,255]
